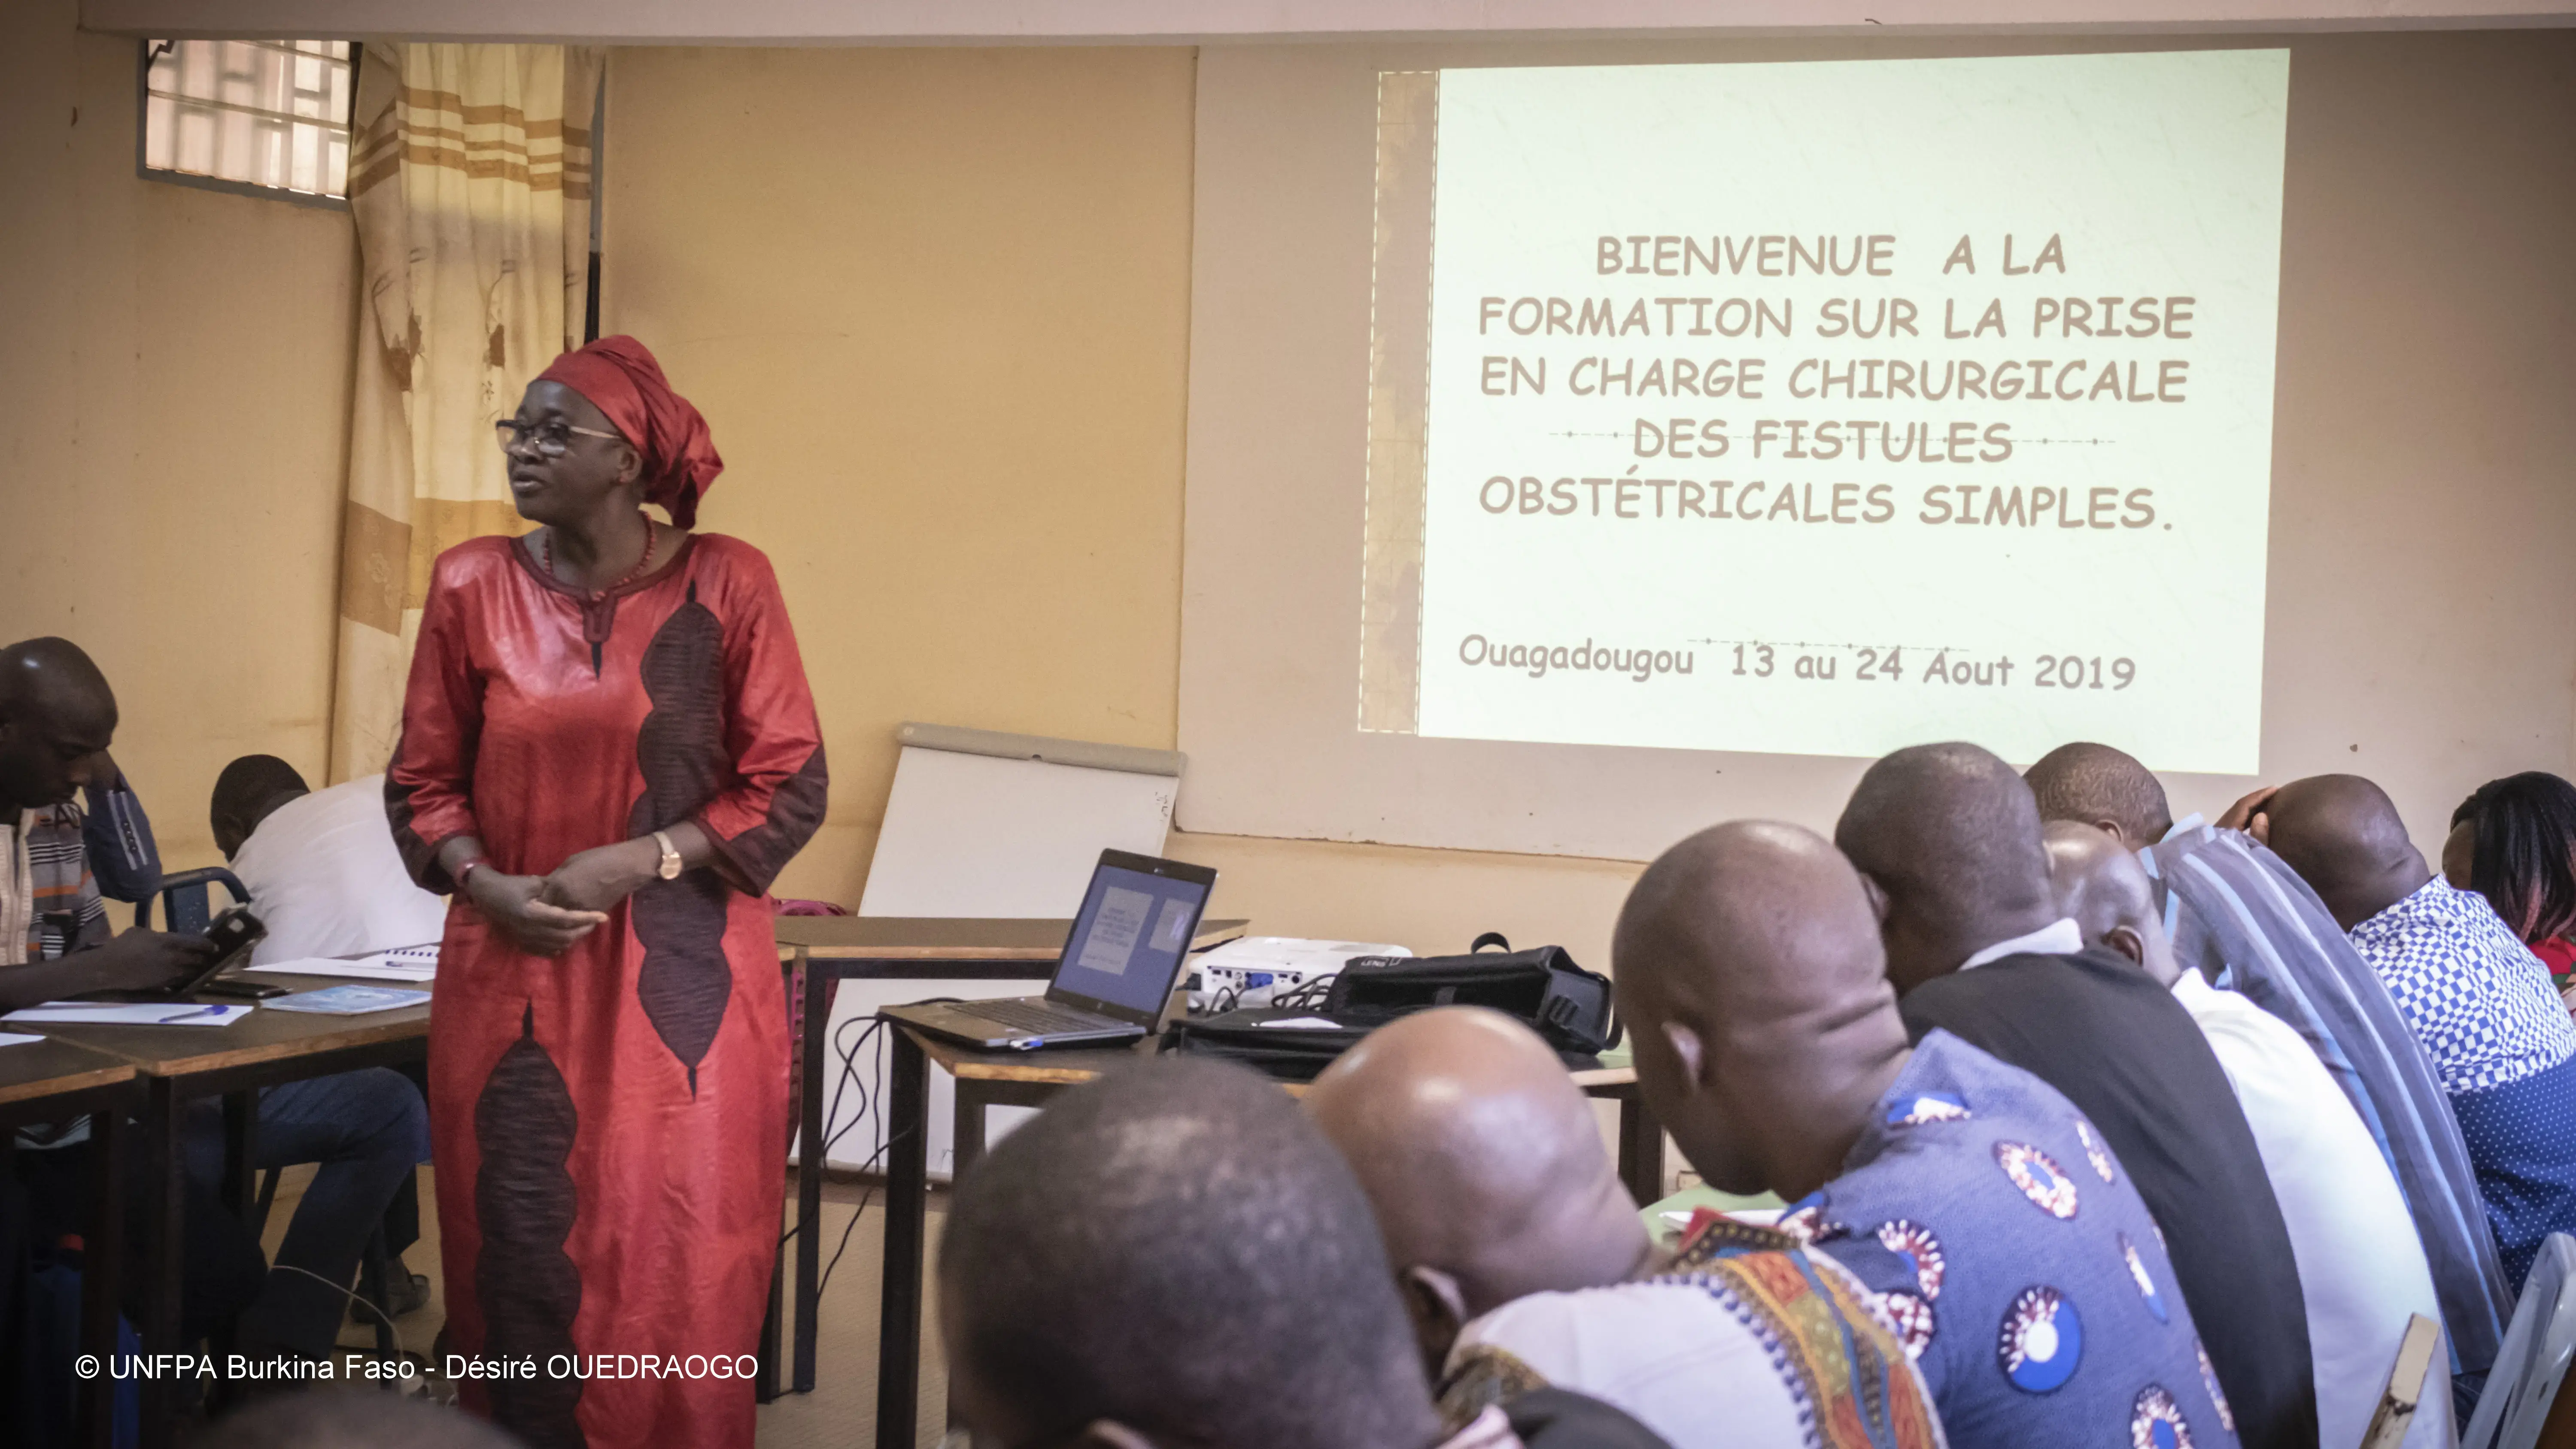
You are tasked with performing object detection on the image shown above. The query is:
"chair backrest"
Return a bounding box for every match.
[2462,1234,2576,1449]
[136,867,249,934]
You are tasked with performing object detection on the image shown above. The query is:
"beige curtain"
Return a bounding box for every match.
[330,43,603,782]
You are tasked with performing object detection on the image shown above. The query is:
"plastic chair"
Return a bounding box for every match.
[2461,1234,2576,1449]
[133,866,248,934]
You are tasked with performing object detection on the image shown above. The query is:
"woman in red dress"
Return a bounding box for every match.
[387,336,826,1449]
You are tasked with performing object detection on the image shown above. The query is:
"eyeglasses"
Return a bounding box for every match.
[494,418,624,457]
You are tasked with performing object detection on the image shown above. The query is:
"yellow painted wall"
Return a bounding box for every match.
[600,45,1652,964]
[0,5,357,876]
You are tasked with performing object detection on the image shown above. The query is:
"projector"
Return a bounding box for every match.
[1188,937,1413,1013]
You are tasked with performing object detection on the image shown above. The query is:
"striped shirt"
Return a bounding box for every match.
[2142,821,2512,1376]
[3,803,109,965]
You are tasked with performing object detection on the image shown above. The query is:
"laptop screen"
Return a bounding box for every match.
[1050,858,1212,1021]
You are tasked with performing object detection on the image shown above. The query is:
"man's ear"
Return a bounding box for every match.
[2090,818,2132,851]
[1073,1422,1158,1449]
[2102,924,2149,967]
[1399,1264,1470,1375]
[1661,1019,1710,1090]
[1854,871,1892,925]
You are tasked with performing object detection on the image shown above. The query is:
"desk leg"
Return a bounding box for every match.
[82,1110,124,1449]
[761,951,796,1405]
[793,949,825,1394]
[953,1087,987,1184]
[877,1028,929,1449]
[140,1077,183,1449]
[1617,1091,1665,1207]
[218,1091,255,1222]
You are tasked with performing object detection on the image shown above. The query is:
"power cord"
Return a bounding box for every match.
[270,1262,408,1359]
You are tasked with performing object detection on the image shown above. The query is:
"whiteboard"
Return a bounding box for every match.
[855,728,1181,915]
[808,723,1182,1175]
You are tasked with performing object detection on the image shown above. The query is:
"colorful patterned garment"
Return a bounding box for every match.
[1897,948,2312,1449]
[2348,877,2576,1288]
[6,802,120,1152]
[2143,821,2510,1378]
[388,533,826,1449]
[3,803,110,966]
[1443,1218,1944,1449]
[2351,879,2576,1097]
[1792,1031,2240,1449]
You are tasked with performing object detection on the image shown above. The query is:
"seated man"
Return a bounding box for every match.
[0,637,428,1364]
[210,754,447,964]
[2046,821,2448,1449]
[1305,1006,1941,1449]
[2026,742,2510,1380]
[2264,773,2576,1291]
[1835,742,2313,1449]
[939,1055,1674,1449]
[1616,820,2237,1449]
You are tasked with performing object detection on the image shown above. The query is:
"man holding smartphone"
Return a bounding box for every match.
[2,637,429,1373]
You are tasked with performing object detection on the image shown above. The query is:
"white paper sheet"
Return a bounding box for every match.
[2,1003,253,1027]
[248,952,435,983]
[0,1031,47,1048]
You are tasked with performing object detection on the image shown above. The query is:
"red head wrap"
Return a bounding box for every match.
[533,335,724,529]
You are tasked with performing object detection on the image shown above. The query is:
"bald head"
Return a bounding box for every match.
[940,1058,1438,1449]
[1835,742,2061,991]
[2042,822,2180,986]
[1612,821,1910,1202]
[2026,742,2174,851]
[1307,1008,1648,1340]
[0,637,118,816]
[2265,774,2432,931]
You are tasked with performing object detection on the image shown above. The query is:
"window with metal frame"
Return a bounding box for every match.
[140,39,356,205]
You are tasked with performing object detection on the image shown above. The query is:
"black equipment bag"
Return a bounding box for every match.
[1163,934,1619,1080]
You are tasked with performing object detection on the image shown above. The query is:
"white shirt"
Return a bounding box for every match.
[2171,970,2453,1449]
[1452,1273,1945,1449]
[230,776,449,965]
[1958,917,2084,970]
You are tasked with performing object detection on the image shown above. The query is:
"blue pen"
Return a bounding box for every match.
[155,1004,231,1025]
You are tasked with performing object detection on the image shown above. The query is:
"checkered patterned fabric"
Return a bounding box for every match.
[2350,879,2576,1096]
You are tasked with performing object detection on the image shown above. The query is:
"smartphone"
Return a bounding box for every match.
[200,977,288,1000]
[174,906,268,996]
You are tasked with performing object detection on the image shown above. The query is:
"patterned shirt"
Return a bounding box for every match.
[1444,1222,1945,1449]
[3,803,109,965]
[1792,1031,2240,1449]
[2349,878,2576,1097]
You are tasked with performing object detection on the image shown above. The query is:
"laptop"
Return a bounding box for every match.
[880,849,1219,1050]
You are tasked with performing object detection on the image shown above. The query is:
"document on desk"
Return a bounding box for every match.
[249,946,437,983]
[265,985,432,1016]
[2,1002,253,1027]
[0,1031,46,1048]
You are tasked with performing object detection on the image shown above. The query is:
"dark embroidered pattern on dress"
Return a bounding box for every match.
[714,745,829,894]
[630,592,733,1092]
[475,1004,585,1447]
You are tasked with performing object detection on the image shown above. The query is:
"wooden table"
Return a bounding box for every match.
[0,1036,142,1449]
[870,1025,1663,1449]
[27,975,432,1447]
[772,915,1249,1397]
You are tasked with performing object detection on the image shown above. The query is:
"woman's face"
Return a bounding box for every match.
[2442,821,2475,891]
[501,380,640,525]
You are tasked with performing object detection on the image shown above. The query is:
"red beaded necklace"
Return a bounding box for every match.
[542,515,656,600]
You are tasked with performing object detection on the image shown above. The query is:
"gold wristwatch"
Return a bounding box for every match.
[651,830,683,880]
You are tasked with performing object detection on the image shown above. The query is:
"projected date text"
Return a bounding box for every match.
[1727,644,2133,690]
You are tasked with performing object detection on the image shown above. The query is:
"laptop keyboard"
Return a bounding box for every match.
[960,998,1118,1034]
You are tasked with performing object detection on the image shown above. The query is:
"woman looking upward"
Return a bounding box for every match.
[387,336,826,1449]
